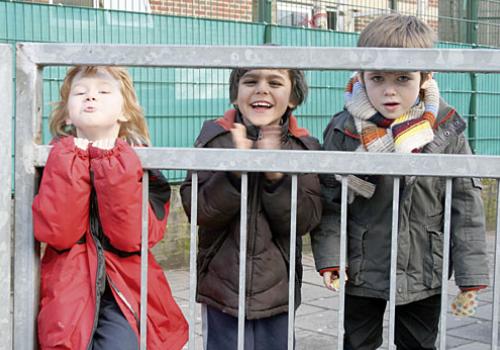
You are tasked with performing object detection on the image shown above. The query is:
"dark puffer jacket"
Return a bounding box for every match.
[180,109,322,319]
[311,99,490,305]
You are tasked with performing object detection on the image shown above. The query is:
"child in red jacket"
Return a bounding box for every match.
[33,66,188,350]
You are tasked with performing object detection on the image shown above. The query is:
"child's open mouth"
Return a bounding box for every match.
[251,102,273,111]
[383,102,399,111]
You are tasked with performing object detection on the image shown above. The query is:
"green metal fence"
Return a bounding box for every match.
[2,1,500,181]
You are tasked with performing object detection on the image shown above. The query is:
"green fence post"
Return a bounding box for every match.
[467,0,478,153]
[257,0,273,43]
[257,0,272,23]
[389,0,397,11]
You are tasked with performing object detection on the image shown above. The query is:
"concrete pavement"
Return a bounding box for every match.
[166,245,498,350]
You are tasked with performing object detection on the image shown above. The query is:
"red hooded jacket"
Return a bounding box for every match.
[33,136,188,349]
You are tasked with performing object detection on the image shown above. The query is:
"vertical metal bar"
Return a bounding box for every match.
[491,180,500,350]
[287,175,298,349]
[439,178,453,349]
[14,43,43,350]
[337,176,349,350]
[388,177,401,350]
[0,43,13,350]
[140,171,149,350]
[188,172,198,350]
[237,173,248,350]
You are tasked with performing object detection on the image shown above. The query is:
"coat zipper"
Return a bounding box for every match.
[86,185,107,350]
[107,277,140,328]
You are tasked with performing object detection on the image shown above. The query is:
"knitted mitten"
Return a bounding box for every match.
[451,290,478,317]
[330,278,340,291]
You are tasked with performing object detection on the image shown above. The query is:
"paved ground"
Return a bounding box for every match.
[166,240,498,350]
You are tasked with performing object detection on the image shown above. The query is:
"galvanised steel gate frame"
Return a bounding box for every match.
[6,43,500,350]
[0,43,13,350]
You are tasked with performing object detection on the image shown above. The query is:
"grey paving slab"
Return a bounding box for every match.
[301,281,340,303]
[295,329,336,350]
[477,289,494,303]
[166,251,497,350]
[443,336,479,349]
[306,296,340,311]
[297,303,332,317]
[295,308,339,336]
[446,320,495,346]
[449,342,493,350]
[446,313,479,330]
[166,269,190,294]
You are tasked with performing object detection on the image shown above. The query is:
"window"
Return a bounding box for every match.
[277,2,340,30]
[277,2,312,28]
[326,9,337,30]
[101,0,151,13]
[51,0,151,13]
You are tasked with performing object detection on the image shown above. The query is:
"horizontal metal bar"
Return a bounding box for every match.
[34,145,500,178]
[17,43,500,73]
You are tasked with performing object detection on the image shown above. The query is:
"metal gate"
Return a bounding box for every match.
[3,43,500,350]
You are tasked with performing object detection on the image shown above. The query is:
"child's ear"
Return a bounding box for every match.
[288,101,296,109]
[118,114,128,122]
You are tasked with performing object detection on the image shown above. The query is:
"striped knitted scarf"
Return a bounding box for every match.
[338,75,440,200]
[344,75,440,153]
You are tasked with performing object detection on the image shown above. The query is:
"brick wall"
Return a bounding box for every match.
[149,0,254,22]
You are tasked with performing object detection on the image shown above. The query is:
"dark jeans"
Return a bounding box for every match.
[91,286,138,350]
[203,304,291,350]
[344,294,441,350]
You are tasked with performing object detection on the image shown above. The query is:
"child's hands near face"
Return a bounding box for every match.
[92,138,116,150]
[74,137,90,151]
[230,123,253,150]
[229,123,252,178]
[256,125,283,182]
[256,125,282,150]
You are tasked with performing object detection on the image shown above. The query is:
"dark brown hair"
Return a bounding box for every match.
[229,68,308,109]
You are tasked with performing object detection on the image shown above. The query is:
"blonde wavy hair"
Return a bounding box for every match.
[49,65,150,146]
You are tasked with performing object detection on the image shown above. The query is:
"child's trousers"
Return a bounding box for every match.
[344,294,441,350]
[91,285,138,350]
[202,304,291,350]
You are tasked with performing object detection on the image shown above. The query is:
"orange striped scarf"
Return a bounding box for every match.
[344,76,439,153]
